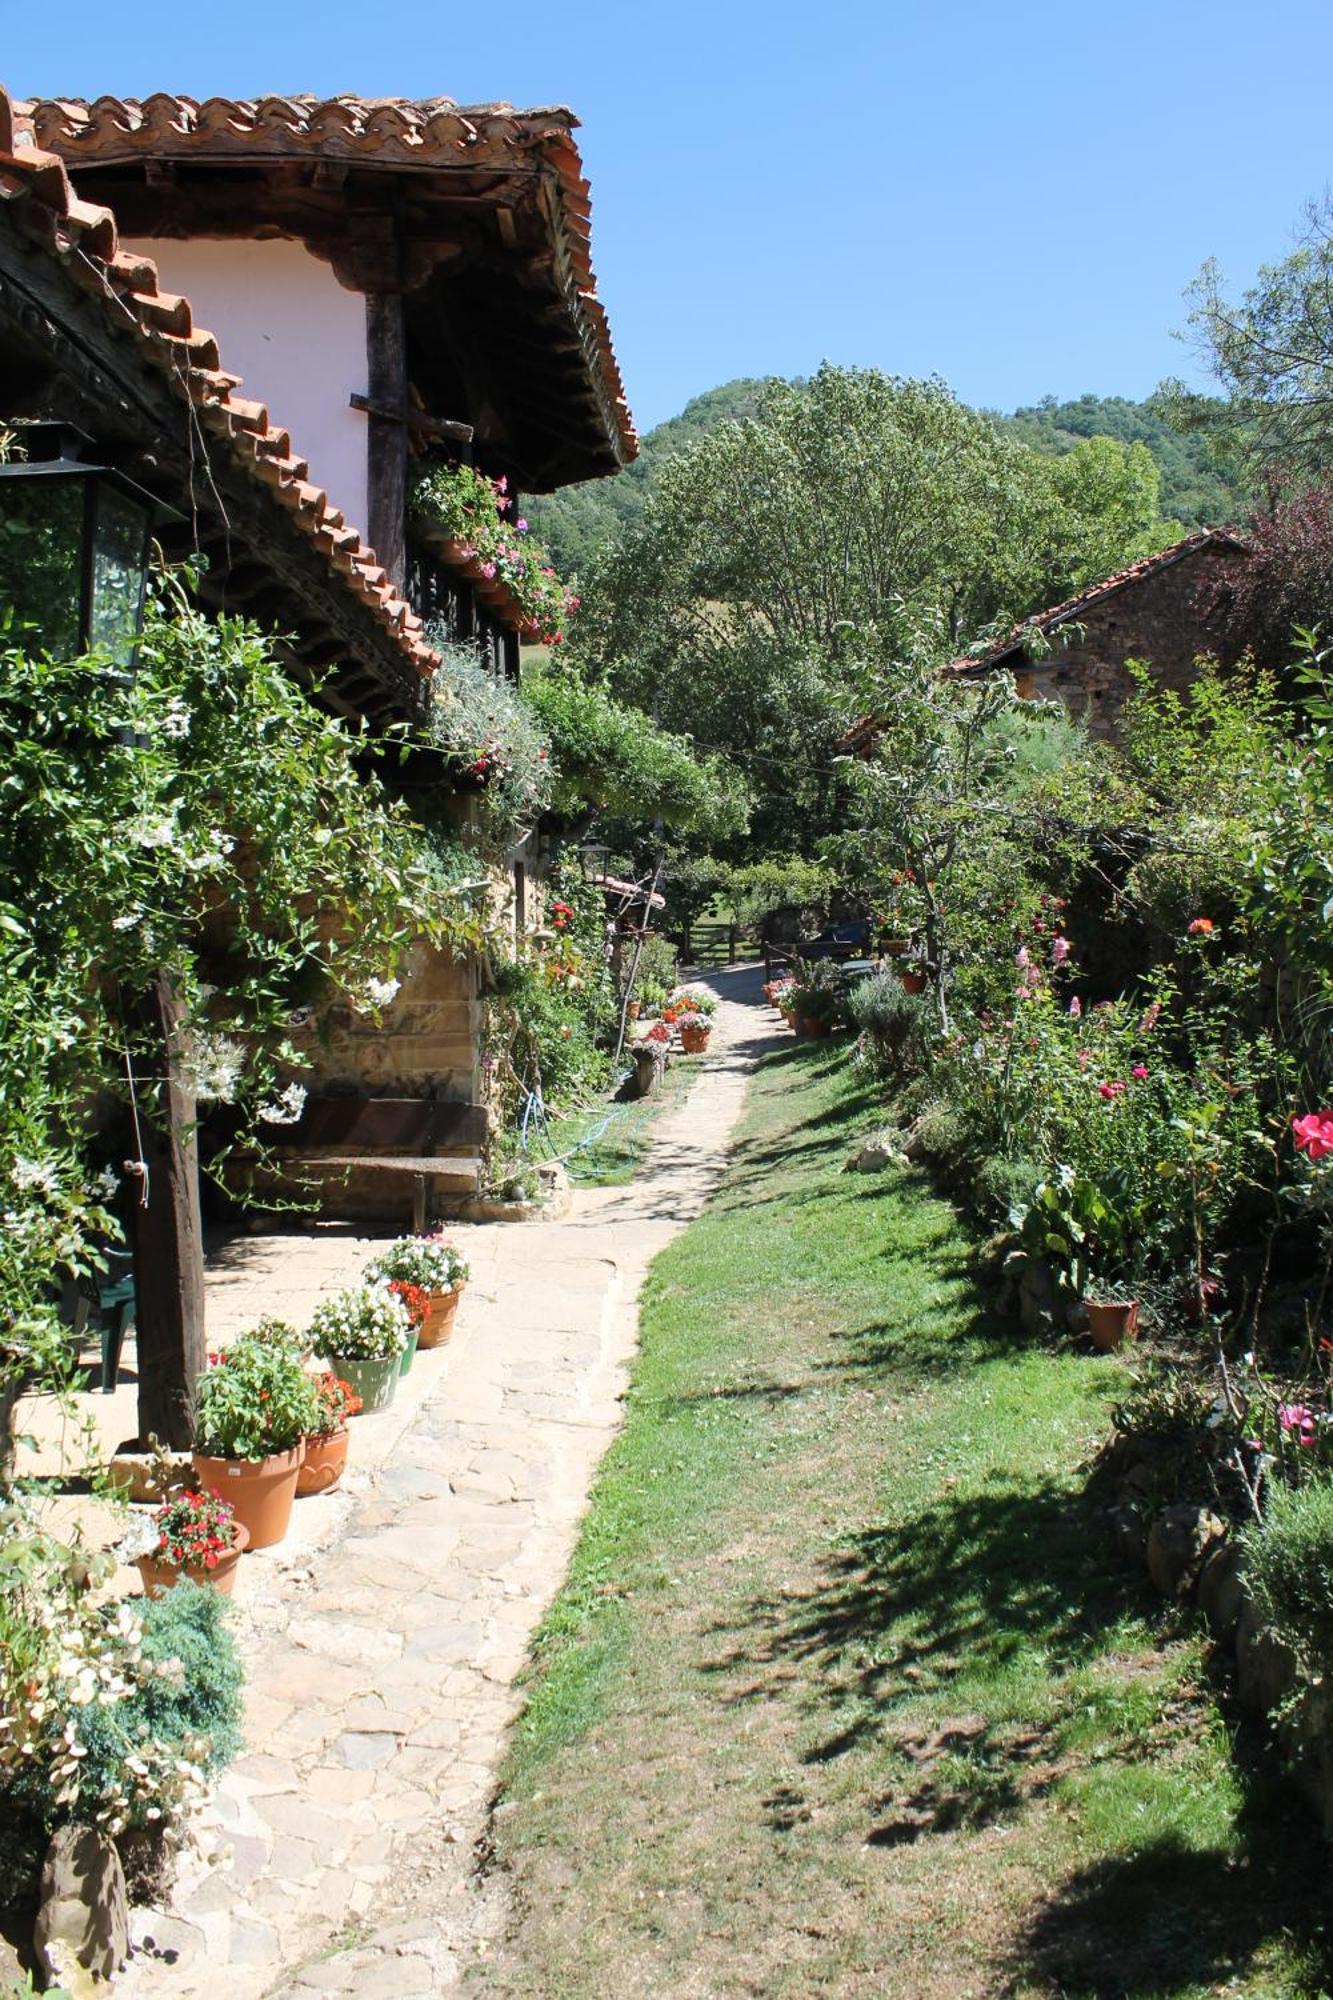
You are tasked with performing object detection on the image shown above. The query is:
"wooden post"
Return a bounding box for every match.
[365,288,408,594]
[129,974,206,1449]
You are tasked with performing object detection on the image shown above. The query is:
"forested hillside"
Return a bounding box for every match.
[528,384,1244,574]
[1007,392,1243,528]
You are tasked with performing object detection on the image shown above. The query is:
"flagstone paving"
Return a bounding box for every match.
[115,966,775,1998]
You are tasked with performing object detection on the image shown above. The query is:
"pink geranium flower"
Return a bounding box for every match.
[1068,995,1082,1019]
[1293,1112,1333,1160]
[1279,1403,1318,1445]
[1051,936,1071,967]
[1132,1064,1148,1080]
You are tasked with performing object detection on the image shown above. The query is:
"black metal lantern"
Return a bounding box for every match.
[0,421,177,668]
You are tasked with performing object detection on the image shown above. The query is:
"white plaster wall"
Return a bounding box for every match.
[124,236,369,534]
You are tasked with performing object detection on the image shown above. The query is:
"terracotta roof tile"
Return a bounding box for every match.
[0,86,442,680]
[19,91,636,466]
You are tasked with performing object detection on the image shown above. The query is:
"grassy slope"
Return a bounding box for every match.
[482,1038,1326,1999]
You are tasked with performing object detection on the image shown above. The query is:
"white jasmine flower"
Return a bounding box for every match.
[258,1082,308,1126]
[359,977,401,1012]
[12,1156,58,1195]
[133,816,178,850]
[159,697,191,740]
[180,1030,245,1103]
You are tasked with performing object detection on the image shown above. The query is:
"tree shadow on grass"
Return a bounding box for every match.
[702,1472,1136,1758]
[1001,1769,1333,1997]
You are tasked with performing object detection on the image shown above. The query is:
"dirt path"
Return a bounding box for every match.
[117,968,775,1999]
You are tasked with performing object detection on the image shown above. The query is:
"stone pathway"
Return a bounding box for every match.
[117,966,774,1998]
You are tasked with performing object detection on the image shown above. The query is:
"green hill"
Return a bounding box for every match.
[528,384,1246,577]
[1006,393,1243,530]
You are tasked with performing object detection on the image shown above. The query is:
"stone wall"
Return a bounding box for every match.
[297,938,479,1100]
[1012,541,1244,740]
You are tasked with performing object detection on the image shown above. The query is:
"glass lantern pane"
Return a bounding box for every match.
[89,482,151,665]
[0,479,83,659]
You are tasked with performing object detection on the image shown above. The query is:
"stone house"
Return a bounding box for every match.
[837,529,1249,755]
[19,91,636,1214]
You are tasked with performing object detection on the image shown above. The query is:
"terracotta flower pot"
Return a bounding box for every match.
[191,1448,303,1551]
[417,1289,462,1350]
[297,1429,349,1497]
[399,1328,420,1377]
[795,1014,831,1039]
[331,1353,401,1412]
[627,1000,641,1021]
[680,1024,711,1054]
[136,1522,249,1599]
[1086,1300,1140,1351]
[899,969,927,995]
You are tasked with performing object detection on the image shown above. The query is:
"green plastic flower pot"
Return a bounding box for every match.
[330,1354,400,1414]
[399,1329,420,1378]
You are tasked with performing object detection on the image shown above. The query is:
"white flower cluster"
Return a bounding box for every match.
[258,1082,308,1126]
[158,696,192,741]
[179,1029,245,1104]
[308,1281,410,1361]
[0,1538,208,1837]
[11,1155,59,1196]
[364,1235,470,1294]
[358,976,401,1013]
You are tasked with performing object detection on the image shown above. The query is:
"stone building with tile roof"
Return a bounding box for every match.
[836,530,1249,756]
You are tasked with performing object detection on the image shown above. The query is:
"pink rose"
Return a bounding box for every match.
[1293,1112,1333,1161]
[1051,936,1071,967]
[1132,1064,1148,1080]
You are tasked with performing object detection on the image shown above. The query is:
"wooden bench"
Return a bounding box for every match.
[276,1095,487,1228]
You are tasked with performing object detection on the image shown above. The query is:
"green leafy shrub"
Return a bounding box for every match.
[424,637,552,845]
[1242,1478,1333,1675]
[848,972,931,1080]
[77,1580,243,1802]
[194,1334,321,1458]
[1,1508,241,1907]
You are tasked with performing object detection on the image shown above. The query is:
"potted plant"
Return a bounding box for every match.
[388,1279,429,1374]
[1084,1291,1141,1352]
[790,967,841,1038]
[364,1236,471,1349]
[898,961,928,995]
[677,1010,712,1055]
[308,1283,411,1410]
[193,1332,321,1551]
[637,977,666,1020]
[127,1488,248,1598]
[297,1374,361,1496]
[669,985,717,1019]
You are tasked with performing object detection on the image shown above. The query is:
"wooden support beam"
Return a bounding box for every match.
[365,289,408,594]
[129,974,206,1449]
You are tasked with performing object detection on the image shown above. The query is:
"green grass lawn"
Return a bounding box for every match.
[481,1035,1330,1998]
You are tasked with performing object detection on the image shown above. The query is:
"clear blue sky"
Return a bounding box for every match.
[6,0,1331,436]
